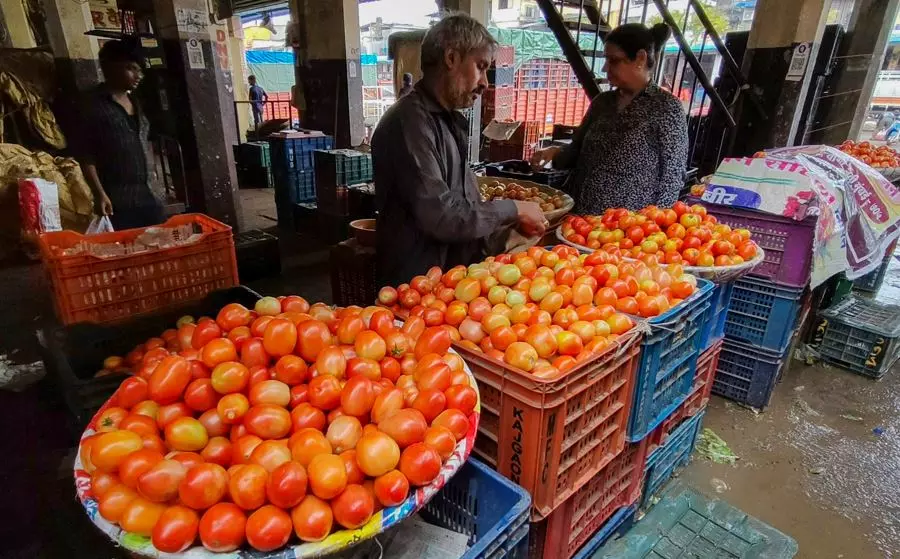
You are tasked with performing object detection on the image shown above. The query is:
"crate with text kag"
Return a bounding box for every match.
[814,295,900,379]
[39,214,238,325]
[529,439,646,559]
[627,279,713,441]
[724,276,804,352]
[695,199,817,288]
[466,329,641,519]
[641,411,705,508]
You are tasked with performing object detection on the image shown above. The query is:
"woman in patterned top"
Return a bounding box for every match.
[532,23,689,213]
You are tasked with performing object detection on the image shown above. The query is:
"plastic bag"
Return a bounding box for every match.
[86,215,114,235]
[18,177,61,259]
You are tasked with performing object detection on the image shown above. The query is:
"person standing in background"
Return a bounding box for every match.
[398,73,414,98]
[76,39,164,230]
[248,75,268,127]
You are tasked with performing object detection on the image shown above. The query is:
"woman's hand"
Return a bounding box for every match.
[530,146,560,169]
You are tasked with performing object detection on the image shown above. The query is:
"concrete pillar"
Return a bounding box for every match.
[290,0,364,147]
[808,0,900,144]
[732,0,830,152]
[227,17,251,143]
[0,0,36,48]
[151,0,242,228]
[41,0,101,91]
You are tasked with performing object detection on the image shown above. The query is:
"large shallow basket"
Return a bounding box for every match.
[478,177,574,226]
[73,350,480,558]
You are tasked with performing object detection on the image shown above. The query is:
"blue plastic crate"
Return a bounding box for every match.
[627,278,714,442]
[273,168,316,204]
[421,458,531,559]
[698,281,734,352]
[724,276,804,352]
[571,505,637,559]
[489,65,516,86]
[269,135,334,172]
[641,411,705,508]
[712,337,787,408]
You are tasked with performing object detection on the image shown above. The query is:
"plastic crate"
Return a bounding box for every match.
[646,338,722,456]
[273,168,316,204]
[38,214,238,325]
[641,411,705,508]
[269,134,333,172]
[314,149,374,187]
[569,505,636,559]
[234,229,281,282]
[698,281,734,351]
[489,66,516,87]
[37,286,261,429]
[494,45,515,67]
[712,337,787,408]
[697,200,816,288]
[484,161,570,188]
[627,278,714,442]
[814,295,900,379]
[330,239,378,307]
[724,276,804,352]
[488,142,535,163]
[852,244,896,293]
[593,482,799,558]
[421,458,531,559]
[529,440,647,559]
[236,165,273,189]
[465,329,642,519]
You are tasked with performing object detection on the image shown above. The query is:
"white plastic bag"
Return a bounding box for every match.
[86,215,114,235]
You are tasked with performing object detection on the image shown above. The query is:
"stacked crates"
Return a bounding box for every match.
[313,149,373,217]
[269,132,334,225]
[233,142,272,189]
[482,45,515,124]
[694,201,812,407]
[488,121,543,162]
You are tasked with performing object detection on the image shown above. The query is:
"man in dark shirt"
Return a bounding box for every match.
[372,14,546,285]
[77,39,164,230]
[248,75,268,127]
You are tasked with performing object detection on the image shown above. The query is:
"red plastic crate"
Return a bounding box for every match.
[494,45,515,67]
[482,86,516,123]
[529,439,647,559]
[39,214,238,325]
[466,329,642,519]
[646,338,723,456]
[487,141,534,163]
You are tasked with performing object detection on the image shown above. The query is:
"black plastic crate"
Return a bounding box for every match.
[235,230,281,282]
[814,295,900,378]
[237,165,273,189]
[484,160,570,188]
[712,337,788,408]
[330,239,378,307]
[233,142,271,169]
[39,286,262,429]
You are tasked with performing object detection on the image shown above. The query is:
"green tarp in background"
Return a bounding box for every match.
[487,26,601,69]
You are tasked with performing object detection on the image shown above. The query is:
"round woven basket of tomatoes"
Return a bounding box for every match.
[74,297,479,558]
[558,202,764,282]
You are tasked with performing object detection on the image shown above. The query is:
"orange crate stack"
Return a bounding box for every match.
[39,214,238,325]
[529,438,647,559]
[464,328,642,518]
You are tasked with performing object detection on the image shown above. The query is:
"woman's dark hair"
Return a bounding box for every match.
[606,23,672,68]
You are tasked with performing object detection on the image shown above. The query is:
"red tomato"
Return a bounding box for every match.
[308,375,342,410]
[371,388,404,424]
[307,454,348,500]
[368,309,396,339]
[281,295,310,313]
[249,440,292,473]
[354,331,387,361]
[336,314,365,345]
[412,389,447,423]
[229,463,268,510]
[289,384,309,408]
[240,338,269,368]
[340,376,376,417]
[444,385,477,416]
[216,303,252,332]
[199,502,246,552]
[178,463,228,509]
[217,393,250,424]
[316,346,347,378]
[265,461,308,508]
[147,355,191,405]
[98,484,139,523]
[91,430,144,472]
[355,432,400,477]
[244,404,292,440]
[200,338,238,369]
[339,450,366,485]
[291,494,334,542]
[119,448,164,488]
[232,435,263,465]
[152,505,199,553]
[262,318,297,357]
[331,484,375,529]
[413,327,451,360]
[119,497,166,536]
[346,357,381,381]
[249,379,291,407]
[137,459,187,502]
[96,407,128,432]
[200,436,233,467]
[432,409,469,441]
[289,428,332,466]
[296,320,332,362]
[211,361,250,394]
[414,359,452,392]
[90,471,119,500]
[290,402,327,433]
[399,442,442,486]
[373,469,410,507]
[116,376,149,409]
[423,425,456,460]
[245,505,292,552]
[377,408,427,449]
[183,378,218,411]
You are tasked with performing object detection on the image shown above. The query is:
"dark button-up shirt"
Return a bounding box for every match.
[78,86,157,212]
[555,84,688,212]
[372,84,517,285]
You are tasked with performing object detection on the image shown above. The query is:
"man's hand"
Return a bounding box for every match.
[514,201,548,238]
[97,193,113,216]
[530,146,561,169]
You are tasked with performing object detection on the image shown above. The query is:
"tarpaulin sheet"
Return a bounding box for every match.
[487,26,601,69]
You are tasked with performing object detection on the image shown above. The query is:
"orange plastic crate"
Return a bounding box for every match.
[529,438,647,559]
[466,328,641,519]
[646,337,722,456]
[39,214,238,325]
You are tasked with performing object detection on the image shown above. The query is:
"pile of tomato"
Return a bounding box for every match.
[376,245,699,376]
[560,202,758,268]
[79,296,477,554]
[837,140,900,168]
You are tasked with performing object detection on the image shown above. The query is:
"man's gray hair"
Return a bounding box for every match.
[421,13,497,72]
